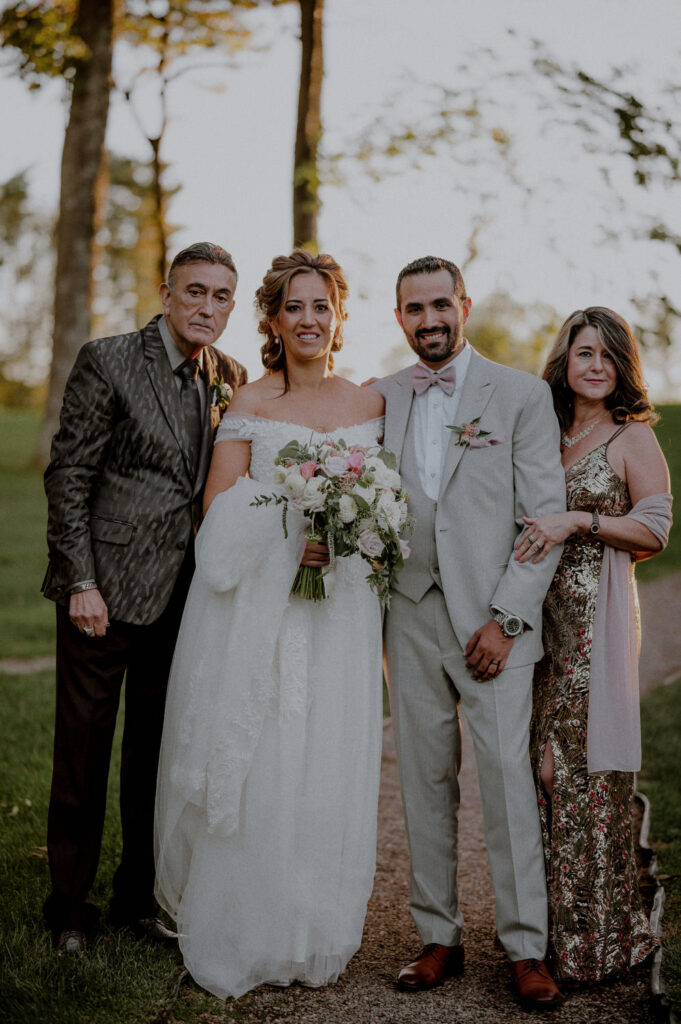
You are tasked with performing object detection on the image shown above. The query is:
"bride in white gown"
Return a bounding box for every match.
[155,251,386,999]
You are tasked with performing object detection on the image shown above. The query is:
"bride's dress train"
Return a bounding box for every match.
[155,415,384,999]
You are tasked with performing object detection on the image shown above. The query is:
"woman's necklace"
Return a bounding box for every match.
[561,411,609,449]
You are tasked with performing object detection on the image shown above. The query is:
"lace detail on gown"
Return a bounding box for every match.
[155,414,384,1000]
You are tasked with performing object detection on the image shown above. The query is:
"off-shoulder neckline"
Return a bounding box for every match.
[220,412,385,435]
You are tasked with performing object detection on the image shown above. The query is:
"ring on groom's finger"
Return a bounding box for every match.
[83,626,94,636]
[490,659,501,666]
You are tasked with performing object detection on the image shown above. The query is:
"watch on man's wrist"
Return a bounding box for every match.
[492,610,524,638]
[590,511,600,535]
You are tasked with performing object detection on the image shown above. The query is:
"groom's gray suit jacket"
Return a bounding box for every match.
[43,314,247,625]
[374,350,566,665]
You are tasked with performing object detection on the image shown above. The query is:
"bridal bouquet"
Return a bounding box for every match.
[251,436,413,606]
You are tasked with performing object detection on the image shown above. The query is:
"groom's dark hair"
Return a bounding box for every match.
[395,256,466,308]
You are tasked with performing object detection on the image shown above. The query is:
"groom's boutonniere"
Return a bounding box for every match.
[210,376,233,412]
[447,417,507,448]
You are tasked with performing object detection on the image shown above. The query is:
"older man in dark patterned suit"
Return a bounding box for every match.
[42,242,247,953]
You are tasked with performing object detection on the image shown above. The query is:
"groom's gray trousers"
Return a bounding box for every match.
[385,585,548,961]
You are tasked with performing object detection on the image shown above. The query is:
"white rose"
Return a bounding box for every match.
[376,491,402,530]
[357,529,385,558]
[284,467,306,499]
[273,465,287,485]
[351,481,376,507]
[400,538,411,560]
[371,458,401,491]
[301,476,327,511]
[338,493,358,523]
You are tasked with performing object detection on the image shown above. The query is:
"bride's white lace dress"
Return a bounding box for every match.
[155,414,384,1000]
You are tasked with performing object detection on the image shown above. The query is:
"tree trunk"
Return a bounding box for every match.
[293,0,324,251]
[36,0,114,467]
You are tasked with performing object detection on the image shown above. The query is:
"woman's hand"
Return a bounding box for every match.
[514,512,588,563]
[300,540,330,567]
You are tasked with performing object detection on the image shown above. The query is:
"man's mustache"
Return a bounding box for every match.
[416,326,451,341]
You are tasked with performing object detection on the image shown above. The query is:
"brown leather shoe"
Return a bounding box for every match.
[510,958,562,1011]
[397,943,464,991]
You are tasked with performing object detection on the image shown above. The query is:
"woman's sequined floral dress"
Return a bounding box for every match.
[531,436,657,982]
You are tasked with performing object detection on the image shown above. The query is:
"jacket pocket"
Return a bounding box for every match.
[90,514,135,546]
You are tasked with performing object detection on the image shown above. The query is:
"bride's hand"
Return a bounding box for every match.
[514,513,584,563]
[300,541,330,567]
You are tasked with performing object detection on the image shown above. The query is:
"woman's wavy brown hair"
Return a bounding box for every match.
[254,250,349,392]
[542,306,657,430]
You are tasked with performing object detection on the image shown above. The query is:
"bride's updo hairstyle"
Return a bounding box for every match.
[543,306,657,430]
[255,249,349,392]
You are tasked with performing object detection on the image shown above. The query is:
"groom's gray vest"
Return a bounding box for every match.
[394,406,444,604]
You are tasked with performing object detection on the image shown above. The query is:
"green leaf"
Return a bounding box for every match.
[377,449,397,469]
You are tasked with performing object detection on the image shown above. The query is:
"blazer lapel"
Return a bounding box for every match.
[439,350,496,497]
[385,365,415,471]
[143,317,195,483]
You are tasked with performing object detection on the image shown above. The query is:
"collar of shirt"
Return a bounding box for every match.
[159,315,190,372]
[160,315,207,414]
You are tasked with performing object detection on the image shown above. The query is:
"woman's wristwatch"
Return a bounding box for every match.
[590,511,600,535]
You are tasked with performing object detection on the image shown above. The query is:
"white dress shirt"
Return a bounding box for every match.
[412,340,472,501]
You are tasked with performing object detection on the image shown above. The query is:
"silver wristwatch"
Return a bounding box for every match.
[492,610,524,638]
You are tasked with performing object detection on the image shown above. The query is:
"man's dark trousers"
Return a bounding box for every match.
[43,546,194,935]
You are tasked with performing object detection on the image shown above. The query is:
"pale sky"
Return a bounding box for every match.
[1,0,680,393]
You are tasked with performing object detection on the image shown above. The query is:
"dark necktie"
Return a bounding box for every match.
[175,358,202,476]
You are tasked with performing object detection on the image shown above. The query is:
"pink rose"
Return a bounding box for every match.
[325,455,349,476]
[300,461,318,481]
[346,451,365,473]
[358,529,385,558]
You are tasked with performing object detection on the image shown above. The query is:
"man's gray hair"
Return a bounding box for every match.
[167,242,237,289]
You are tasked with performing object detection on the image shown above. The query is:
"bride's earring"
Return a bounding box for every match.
[271,336,283,360]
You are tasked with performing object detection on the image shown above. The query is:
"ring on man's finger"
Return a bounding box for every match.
[83,626,94,636]
[490,659,501,666]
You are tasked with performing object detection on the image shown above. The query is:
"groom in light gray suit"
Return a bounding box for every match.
[372,257,565,1011]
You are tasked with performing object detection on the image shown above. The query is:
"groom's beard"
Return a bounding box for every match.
[408,325,463,365]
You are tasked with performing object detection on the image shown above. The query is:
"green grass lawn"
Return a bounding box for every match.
[0,411,54,659]
[0,405,679,1022]
[639,676,681,1014]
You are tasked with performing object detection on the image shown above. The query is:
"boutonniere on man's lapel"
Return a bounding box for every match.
[447,416,507,448]
[209,376,233,412]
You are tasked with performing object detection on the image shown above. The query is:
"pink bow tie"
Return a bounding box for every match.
[412,363,456,396]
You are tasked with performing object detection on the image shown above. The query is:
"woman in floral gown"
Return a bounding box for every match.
[514,307,672,983]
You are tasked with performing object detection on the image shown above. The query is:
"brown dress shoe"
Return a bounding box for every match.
[509,958,563,1011]
[397,943,465,991]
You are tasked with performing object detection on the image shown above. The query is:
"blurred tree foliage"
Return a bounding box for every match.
[0,171,54,404]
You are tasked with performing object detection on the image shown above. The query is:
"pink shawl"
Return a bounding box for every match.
[587,492,673,773]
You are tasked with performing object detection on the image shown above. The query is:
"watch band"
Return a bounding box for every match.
[590,511,600,535]
[68,580,98,595]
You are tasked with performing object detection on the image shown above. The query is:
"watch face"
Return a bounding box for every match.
[503,616,523,637]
